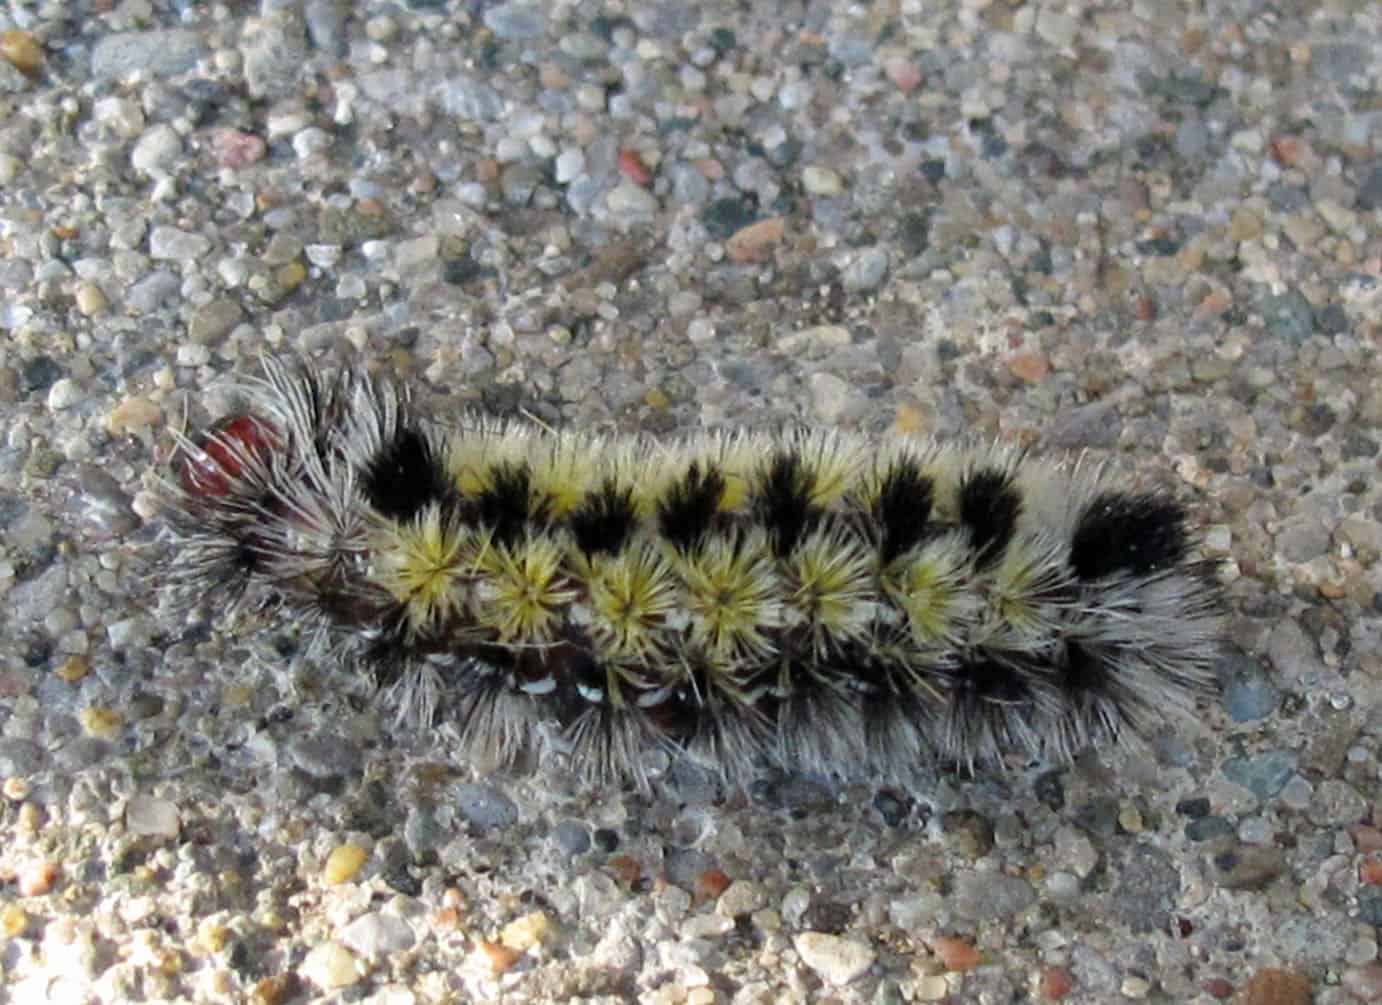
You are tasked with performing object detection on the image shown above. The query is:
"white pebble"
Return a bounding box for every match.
[802,165,844,196]
[131,124,183,177]
[177,344,211,367]
[125,795,181,839]
[794,932,875,985]
[300,941,361,990]
[555,148,585,184]
[47,379,80,410]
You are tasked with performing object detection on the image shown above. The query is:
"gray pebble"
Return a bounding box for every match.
[669,162,710,205]
[1358,888,1382,926]
[0,738,44,776]
[1356,163,1382,211]
[1109,844,1180,933]
[1309,779,1367,827]
[1173,117,1211,160]
[1265,620,1325,680]
[1222,749,1298,800]
[125,269,182,314]
[551,819,591,856]
[841,247,889,292]
[188,299,245,344]
[125,795,181,839]
[500,164,542,207]
[483,3,547,41]
[242,11,309,100]
[1313,42,1368,85]
[404,805,443,855]
[1260,289,1315,344]
[1275,515,1331,561]
[1185,816,1234,842]
[453,783,518,831]
[1043,400,1120,449]
[304,0,348,57]
[950,872,1035,922]
[1211,844,1285,890]
[605,182,659,222]
[150,226,212,263]
[438,76,506,122]
[92,30,206,80]
[1217,647,1279,723]
[74,465,140,539]
[7,563,66,626]
[288,734,364,779]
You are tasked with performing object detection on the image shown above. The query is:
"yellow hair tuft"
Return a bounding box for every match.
[474,532,577,642]
[372,504,473,636]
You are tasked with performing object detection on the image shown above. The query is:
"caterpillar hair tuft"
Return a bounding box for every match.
[161,357,1224,788]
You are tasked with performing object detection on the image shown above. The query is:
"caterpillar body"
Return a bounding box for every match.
[163,358,1223,788]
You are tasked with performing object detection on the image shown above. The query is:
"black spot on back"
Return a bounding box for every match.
[753,450,819,556]
[362,426,448,521]
[953,655,1032,705]
[1059,640,1110,695]
[872,460,934,563]
[569,478,639,555]
[471,461,546,544]
[959,467,1021,568]
[1069,492,1188,579]
[658,462,725,550]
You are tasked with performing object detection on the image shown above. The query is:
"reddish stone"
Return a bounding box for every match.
[1039,965,1074,1000]
[211,128,267,169]
[932,936,980,973]
[618,148,653,186]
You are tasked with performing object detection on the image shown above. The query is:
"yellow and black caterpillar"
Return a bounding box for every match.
[164,358,1223,786]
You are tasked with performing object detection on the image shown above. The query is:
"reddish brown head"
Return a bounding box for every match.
[179,413,281,499]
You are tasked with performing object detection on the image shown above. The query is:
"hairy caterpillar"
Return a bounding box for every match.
[162,357,1223,788]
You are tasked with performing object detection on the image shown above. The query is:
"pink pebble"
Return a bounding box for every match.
[211,128,267,169]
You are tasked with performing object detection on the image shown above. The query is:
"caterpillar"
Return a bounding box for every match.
[161,357,1223,788]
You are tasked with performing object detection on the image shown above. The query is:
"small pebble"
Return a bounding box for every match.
[725,217,785,262]
[454,784,518,831]
[1212,845,1286,891]
[78,707,122,739]
[932,935,980,972]
[1040,966,1075,1000]
[1222,750,1298,800]
[717,881,767,918]
[125,795,181,839]
[341,912,415,956]
[802,165,843,196]
[323,844,369,885]
[841,247,889,292]
[211,128,267,169]
[300,941,361,990]
[794,932,876,985]
[18,859,58,897]
[1,30,44,77]
[46,379,80,411]
[74,283,108,317]
[618,149,652,185]
[500,911,551,951]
